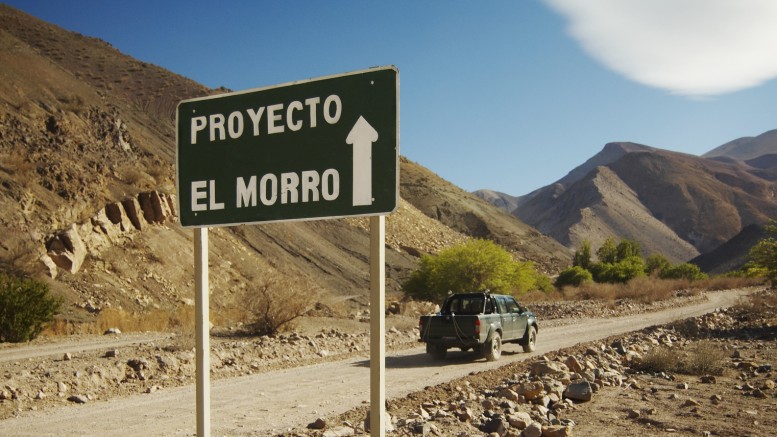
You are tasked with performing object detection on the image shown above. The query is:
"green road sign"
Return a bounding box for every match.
[176,66,398,228]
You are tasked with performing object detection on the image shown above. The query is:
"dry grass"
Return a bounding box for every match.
[552,276,759,305]
[46,305,195,336]
[95,307,182,332]
[734,288,777,318]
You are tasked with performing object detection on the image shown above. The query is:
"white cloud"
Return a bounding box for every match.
[544,0,777,97]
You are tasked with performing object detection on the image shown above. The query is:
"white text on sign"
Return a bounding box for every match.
[189,95,342,144]
[190,169,340,212]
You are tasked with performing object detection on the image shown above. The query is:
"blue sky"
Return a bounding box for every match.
[7,1,777,195]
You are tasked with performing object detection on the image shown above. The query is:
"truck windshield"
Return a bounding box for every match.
[442,296,485,315]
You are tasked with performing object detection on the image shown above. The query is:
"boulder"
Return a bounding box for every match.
[564,380,593,402]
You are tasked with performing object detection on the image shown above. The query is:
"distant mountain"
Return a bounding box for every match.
[704,129,777,161]
[690,224,766,274]
[478,136,777,268]
[400,158,571,273]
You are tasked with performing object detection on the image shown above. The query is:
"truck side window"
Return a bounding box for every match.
[484,298,494,314]
[505,298,520,313]
[495,297,507,314]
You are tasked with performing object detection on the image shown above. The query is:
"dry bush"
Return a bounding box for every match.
[618,277,697,303]
[636,346,683,374]
[636,341,726,376]
[240,274,318,335]
[118,165,148,186]
[521,289,566,303]
[700,275,764,291]
[683,340,727,376]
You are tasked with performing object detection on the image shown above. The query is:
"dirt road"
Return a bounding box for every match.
[1,290,748,436]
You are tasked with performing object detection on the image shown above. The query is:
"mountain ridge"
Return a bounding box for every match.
[476,135,777,269]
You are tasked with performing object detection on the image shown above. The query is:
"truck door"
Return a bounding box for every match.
[505,296,528,339]
[495,296,518,340]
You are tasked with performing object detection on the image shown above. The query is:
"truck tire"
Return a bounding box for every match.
[484,332,502,361]
[522,326,537,353]
[427,343,447,360]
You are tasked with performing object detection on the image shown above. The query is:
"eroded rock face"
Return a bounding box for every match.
[46,224,87,274]
[43,190,176,275]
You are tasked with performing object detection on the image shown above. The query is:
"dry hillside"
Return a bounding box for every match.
[482,140,777,267]
[0,4,568,325]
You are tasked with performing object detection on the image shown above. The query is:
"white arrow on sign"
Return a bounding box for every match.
[346,116,378,206]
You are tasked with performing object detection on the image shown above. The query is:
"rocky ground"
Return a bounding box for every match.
[0,288,773,437]
[294,288,776,437]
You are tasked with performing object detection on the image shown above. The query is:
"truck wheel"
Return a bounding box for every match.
[484,332,502,361]
[427,343,447,360]
[522,326,537,353]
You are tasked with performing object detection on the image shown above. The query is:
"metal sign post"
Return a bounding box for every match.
[194,227,210,437]
[369,215,386,436]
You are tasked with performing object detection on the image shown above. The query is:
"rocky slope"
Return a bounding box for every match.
[0,4,569,324]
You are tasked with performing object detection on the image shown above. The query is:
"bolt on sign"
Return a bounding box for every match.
[176,66,399,227]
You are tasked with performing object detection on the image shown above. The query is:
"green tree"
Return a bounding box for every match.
[646,253,672,277]
[573,240,593,270]
[403,239,547,301]
[0,274,62,343]
[617,239,642,261]
[748,221,777,285]
[555,266,593,288]
[597,238,618,264]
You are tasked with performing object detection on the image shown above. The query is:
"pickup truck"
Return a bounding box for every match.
[418,292,538,361]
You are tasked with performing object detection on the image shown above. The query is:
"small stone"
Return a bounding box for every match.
[523,422,543,437]
[627,409,640,419]
[103,328,121,335]
[67,395,88,404]
[104,349,118,358]
[63,352,72,361]
[682,398,700,407]
[542,425,574,437]
[308,418,327,430]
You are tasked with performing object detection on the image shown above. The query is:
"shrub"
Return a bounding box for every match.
[661,263,708,281]
[682,340,726,376]
[748,220,777,285]
[645,253,672,277]
[403,239,550,301]
[635,346,683,374]
[572,240,592,270]
[0,274,62,342]
[636,341,726,376]
[243,274,317,335]
[555,266,593,288]
[591,256,646,284]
